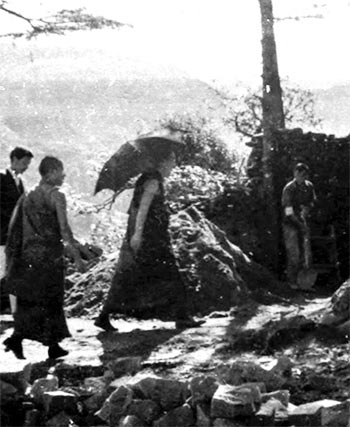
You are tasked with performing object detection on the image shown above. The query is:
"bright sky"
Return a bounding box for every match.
[0,0,349,88]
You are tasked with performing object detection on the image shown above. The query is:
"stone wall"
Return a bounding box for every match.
[246,128,350,279]
[2,358,349,427]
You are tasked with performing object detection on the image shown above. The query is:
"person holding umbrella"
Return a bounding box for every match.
[94,134,204,331]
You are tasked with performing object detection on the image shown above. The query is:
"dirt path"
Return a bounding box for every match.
[1,295,349,404]
[0,315,237,376]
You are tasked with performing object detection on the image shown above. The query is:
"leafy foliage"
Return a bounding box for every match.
[53,9,126,31]
[165,165,239,212]
[159,114,236,173]
[217,80,322,137]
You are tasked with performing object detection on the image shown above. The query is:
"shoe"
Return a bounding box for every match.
[3,336,25,359]
[94,314,118,332]
[175,317,205,329]
[48,344,69,359]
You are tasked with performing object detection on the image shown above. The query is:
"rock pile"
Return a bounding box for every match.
[170,206,279,312]
[1,358,349,427]
[65,252,119,318]
[65,206,278,318]
[321,279,350,335]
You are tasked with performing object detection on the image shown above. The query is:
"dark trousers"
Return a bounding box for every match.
[283,224,303,284]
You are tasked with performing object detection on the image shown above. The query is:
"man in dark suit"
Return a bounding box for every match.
[1,147,33,311]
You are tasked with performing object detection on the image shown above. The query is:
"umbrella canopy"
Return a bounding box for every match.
[94,133,183,195]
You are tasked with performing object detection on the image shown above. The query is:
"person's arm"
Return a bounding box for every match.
[301,182,317,218]
[0,173,11,225]
[51,189,85,272]
[130,179,159,253]
[282,185,307,232]
[309,182,317,210]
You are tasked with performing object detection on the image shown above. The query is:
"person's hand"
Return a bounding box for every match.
[65,242,86,273]
[64,242,77,259]
[130,233,142,254]
[301,205,310,218]
[75,257,87,273]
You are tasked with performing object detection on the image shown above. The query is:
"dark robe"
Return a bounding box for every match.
[103,170,189,319]
[6,185,70,345]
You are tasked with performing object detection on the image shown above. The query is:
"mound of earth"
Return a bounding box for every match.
[64,206,279,319]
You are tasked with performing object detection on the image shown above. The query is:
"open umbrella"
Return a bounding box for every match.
[94,132,183,195]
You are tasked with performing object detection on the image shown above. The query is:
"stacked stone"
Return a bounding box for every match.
[246,129,350,276]
[56,364,350,427]
[1,358,349,426]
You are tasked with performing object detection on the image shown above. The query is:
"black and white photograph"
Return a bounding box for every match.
[0,1,349,426]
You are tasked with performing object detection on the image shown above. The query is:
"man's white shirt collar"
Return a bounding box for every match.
[7,168,21,187]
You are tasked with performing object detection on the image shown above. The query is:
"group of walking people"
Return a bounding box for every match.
[0,144,202,360]
[1,144,316,361]
[1,150,85,359]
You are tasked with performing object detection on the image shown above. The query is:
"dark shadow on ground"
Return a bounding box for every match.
[219,285,346,357]
[217,286,293,354]
[96,326,180,364]
[0,314,181,388]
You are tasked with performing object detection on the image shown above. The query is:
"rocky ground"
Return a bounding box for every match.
[1,288,349,427]
[1,209,349,426]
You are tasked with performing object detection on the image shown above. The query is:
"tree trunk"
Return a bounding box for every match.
[258,0,285,270]
[259,0,285,134]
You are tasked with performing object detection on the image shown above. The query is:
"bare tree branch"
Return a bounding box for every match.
[275,14,324,21]
[0,3,130,38]
[217,80,322,138]
[234,116,255,137]
[0,3,46,31]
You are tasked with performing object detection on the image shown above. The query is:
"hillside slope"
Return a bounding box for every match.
[0,32,222,196]
[1,31,348,192]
